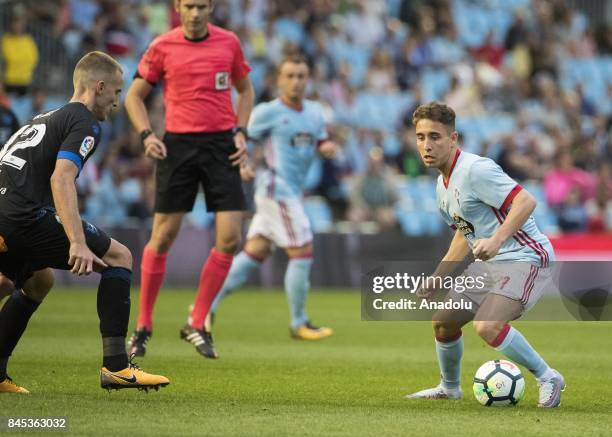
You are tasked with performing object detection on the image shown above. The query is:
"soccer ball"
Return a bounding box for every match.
[473,359,525,406]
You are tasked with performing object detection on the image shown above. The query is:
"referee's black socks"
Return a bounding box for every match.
[98,267,131,372]
[0,289,41,380]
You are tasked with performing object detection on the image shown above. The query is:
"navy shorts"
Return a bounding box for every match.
[0,209,111,288]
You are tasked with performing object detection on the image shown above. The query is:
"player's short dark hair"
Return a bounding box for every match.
[278,54,309,71]
[412,101,456,131]
[73,51,123,86]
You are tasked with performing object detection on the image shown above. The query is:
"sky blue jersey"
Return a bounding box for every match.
[436,150,554,267]
[248,98,327,200]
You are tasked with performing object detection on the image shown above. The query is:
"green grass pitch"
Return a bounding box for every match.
[2,288,611,436]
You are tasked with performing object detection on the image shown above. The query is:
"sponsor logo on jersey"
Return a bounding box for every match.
[291,132,315,148]
[80,136,95,158]
[215,72,230,90]
[452,213,475,237]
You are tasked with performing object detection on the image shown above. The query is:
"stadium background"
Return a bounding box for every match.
[1,0,612,286]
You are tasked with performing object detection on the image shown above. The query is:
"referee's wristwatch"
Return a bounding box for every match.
[140,129,154,143]
[233,126,248,139]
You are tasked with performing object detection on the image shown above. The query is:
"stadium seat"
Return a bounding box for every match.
[10,96,32,124]
[422,69,451,101]
[424,211,444,235]
[249,61,267,97]
[395,208,426,236]
[353,91,413,131]
[274,17,305,45]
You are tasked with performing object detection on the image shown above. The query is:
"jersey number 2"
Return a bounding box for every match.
[0,124,46,170]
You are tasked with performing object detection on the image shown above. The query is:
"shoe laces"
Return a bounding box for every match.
[3,375,25,391]
[538,378,555,402]
[128,354,142,372]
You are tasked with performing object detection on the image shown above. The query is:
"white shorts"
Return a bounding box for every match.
[449,261,555,313]
[247,196,312,248]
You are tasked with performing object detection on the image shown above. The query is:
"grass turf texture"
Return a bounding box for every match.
[2,288,611,436]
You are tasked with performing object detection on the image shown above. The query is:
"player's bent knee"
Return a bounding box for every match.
[432,320,459,338]
[104,240,133,270]
[149,217,183,253]
[286,243,313,259]
[22,269,54,303]
[473,321,503,343]
[244,238,272,260]
[149,232,178,253]
[217,235,241,254]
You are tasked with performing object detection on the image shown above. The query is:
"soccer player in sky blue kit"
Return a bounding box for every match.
[406,102,565,407]
[205,54,337,342]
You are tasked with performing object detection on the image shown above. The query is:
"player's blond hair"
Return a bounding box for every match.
[412,101,456,131]
[73,51,123,88]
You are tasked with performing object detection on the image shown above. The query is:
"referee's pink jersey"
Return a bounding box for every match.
[136,24,251,133]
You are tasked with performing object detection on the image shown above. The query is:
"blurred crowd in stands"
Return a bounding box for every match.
[1,0,611,235]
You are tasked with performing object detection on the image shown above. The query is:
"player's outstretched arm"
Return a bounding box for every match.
[473,189,536,261]
[51,160,106,275]
[125,78,167,160]
[417,230,470,299]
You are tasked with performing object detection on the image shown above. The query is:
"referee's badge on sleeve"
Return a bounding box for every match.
[215,72,229,90]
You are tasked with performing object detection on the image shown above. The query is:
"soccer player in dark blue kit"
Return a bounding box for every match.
[0,51,169,393]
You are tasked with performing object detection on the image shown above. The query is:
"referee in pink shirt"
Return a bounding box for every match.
[125,0,254,359]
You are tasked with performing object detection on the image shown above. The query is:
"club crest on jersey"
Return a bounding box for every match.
[80,136,95,158]
[215,72,230,90]
[452,213,475,237]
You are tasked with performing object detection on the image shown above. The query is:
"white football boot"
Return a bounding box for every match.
[537,369,565,408]
[406,383,462,400]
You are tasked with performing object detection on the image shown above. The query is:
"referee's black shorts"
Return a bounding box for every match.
[155,130,247,213]
[0,209,111,288]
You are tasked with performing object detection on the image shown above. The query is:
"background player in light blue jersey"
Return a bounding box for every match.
[206,55,337,342]
[406,102,565,408]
